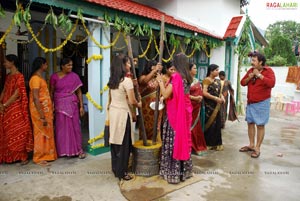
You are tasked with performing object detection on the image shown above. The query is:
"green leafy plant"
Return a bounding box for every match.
[0,4,6,18]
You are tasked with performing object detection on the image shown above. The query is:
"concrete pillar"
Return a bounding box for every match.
[87,23,110,146]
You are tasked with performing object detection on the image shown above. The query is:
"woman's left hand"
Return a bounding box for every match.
[79,107,85,117]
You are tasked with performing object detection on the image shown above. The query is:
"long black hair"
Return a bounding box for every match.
[173,53,193,84]
[30,57,46,78]
[5,54,20,71]
[206,64,219,77]
[141,60,157,75]
[107,54,128,89]
[189,62,195,70]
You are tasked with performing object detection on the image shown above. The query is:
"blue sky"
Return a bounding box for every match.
[245,0,300,30]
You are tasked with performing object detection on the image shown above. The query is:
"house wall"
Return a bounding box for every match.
[1,10,83,74]
[0,12,28,55]
[134,0,240,37]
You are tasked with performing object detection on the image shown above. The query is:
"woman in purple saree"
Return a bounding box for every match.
[50,58,86,159]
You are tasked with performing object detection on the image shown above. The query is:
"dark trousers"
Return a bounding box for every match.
[110,114,132,179]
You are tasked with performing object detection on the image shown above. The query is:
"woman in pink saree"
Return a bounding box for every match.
[156,54,193,184]
[50,58,86,159]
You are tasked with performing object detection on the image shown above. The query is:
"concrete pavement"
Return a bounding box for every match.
[0,108,299,201]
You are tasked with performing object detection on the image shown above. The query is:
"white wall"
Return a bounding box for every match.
[134,0,240,37]
[210,45,226,70]
[0,12,28,55]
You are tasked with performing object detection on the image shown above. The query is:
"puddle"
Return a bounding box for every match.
[39,196,72,201]
[280,127,299,144]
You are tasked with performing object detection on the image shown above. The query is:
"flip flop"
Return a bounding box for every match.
[20,160,29,165]
[251,150,260,158]
[239,146,254,152]
[37,161,50,167]
[122,174,133,181]
[78,153,86,159]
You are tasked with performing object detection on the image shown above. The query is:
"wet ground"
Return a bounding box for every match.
[0,108,299,201]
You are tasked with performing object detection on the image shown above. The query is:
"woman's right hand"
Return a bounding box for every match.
[156,73,163,84]
[137,101,142,108]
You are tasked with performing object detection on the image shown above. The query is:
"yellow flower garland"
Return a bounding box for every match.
[25,19,78,53]
[100,85,109,95]
[138,33,153,58]
[89,131,105,149]
[85,85,109,110]
[88,131,104,144]
[86,54,103,64]
[91,143,105,149]
[85,92,103,110]
[153,35,176,63]
[0,20,13,45]
[185,48,196,58]
[81,18,120,49]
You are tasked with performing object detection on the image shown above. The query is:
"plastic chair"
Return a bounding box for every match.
[285,102,296,115]
[292,100,300,112]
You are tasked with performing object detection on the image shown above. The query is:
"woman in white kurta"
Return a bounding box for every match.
[108,54,141,181]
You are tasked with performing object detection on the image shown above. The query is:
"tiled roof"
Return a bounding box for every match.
[224,16,243,38]
[85,0,222,39]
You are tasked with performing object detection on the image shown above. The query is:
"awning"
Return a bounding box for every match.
[31,0,222,40]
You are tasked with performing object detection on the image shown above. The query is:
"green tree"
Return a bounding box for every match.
[264,21,299,65]
[264,35,297,66]
[265,21,300,42]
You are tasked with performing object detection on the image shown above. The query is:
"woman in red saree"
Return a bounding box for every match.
[156,54,193,184]
[0,54,33,164]
[29,57,57,166]
[189,63,207,155]
[138,60,163,141]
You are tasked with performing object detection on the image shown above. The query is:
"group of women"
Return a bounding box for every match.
[0,52,233,184]
[108,52,233,183]
[0,55,85,166]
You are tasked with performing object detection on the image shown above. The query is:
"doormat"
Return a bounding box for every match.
[119,174,202,201]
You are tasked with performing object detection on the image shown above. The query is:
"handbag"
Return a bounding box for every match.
[104,89,111,147]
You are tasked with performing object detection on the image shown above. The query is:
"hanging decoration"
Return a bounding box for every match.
[86,54,103,64]
[0,20,13,45]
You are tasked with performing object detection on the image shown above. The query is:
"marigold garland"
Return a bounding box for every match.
[81,18,120,49]
[0,20,13,45]
[91,143,105,149]
[100,85,109,95]
[86,54,103,64]
[153,35,176,62]
[26,19,78,53]
[86,92,103,110]
[138,33,153,58]
[88,131,104,144]
[185,48,196,58]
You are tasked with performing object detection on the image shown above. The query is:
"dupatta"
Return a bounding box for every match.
[166,73,192,160]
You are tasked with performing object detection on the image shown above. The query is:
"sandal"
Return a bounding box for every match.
[78,153,86,159]
[37,161,50,166]
[239,146,254,152]
[251,150,260,158]
[20,160,29,165]
[122,174,133,181]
